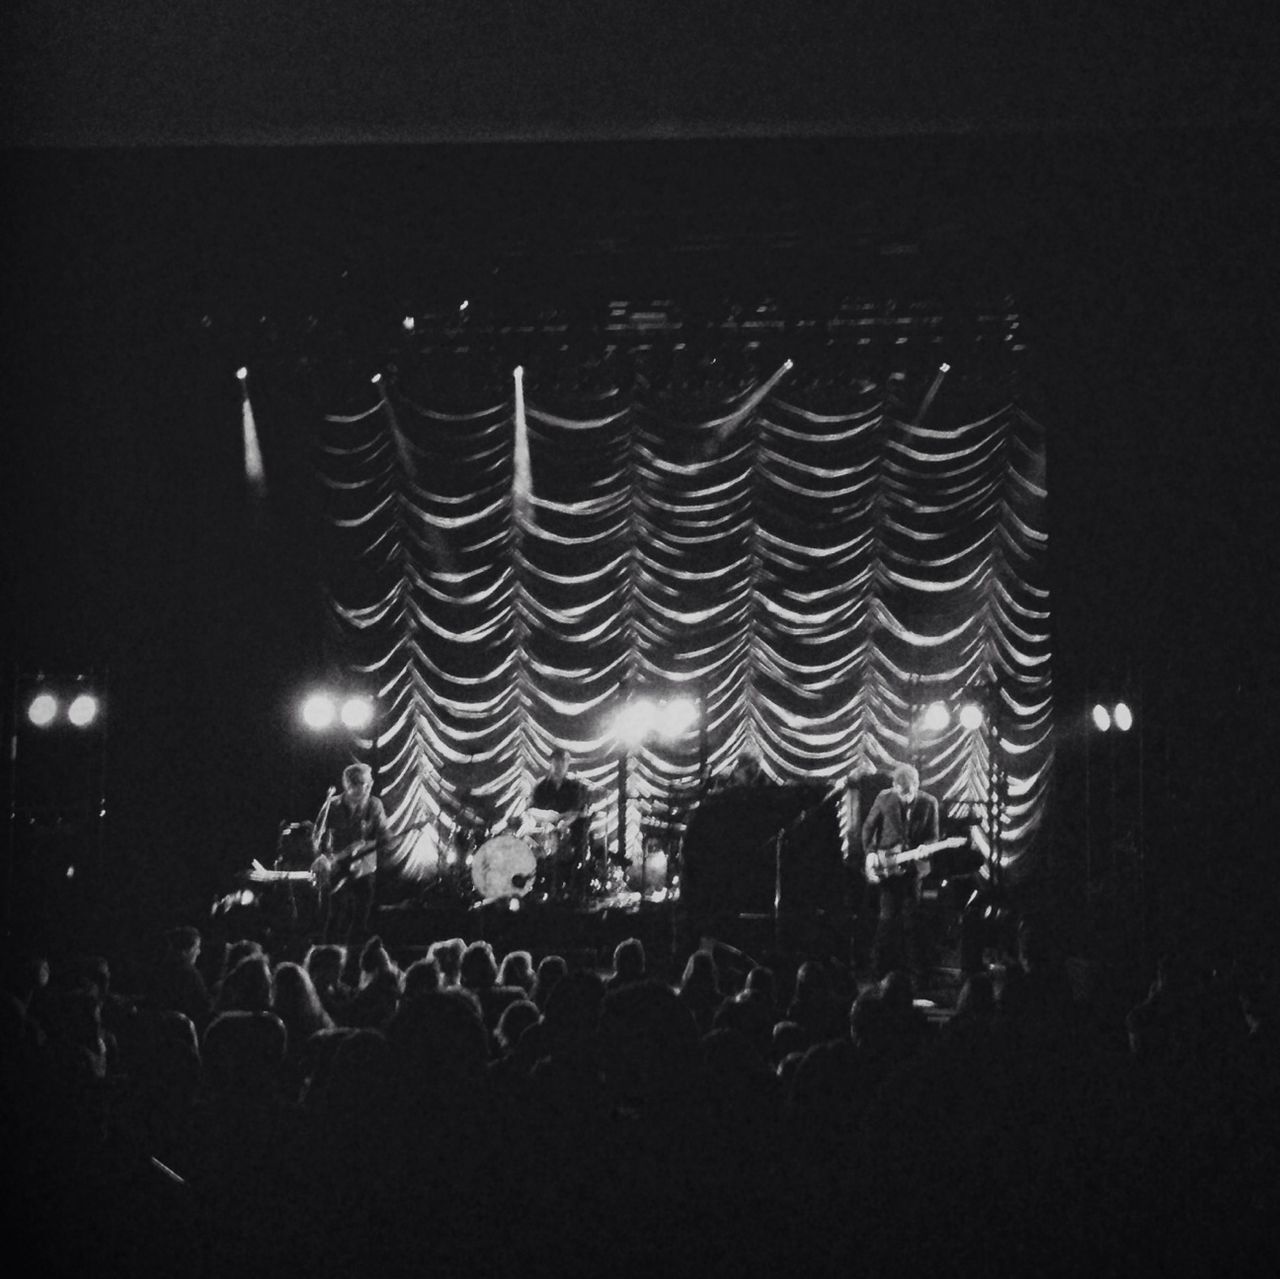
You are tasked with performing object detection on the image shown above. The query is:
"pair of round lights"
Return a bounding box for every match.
[27,693,100,728]
[300,693,375,732]
[1092,702,1134,732]
[922,702,985,732]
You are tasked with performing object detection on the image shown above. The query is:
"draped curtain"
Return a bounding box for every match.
[280,340,1050,884]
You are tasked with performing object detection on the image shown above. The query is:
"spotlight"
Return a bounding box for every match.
[402,316,415,332]
[1113,702,1133,732]
[301,694,337,731]
[27,693,58,727]
[68,693,99,728]
[658,695,698,740]
[923,702,950,732]
[370,372,382,385]
[340,696,375,731]
[615,698,659,749]
[236,367,248,381]
[1092,704,1111,732]
[958,703,984,731]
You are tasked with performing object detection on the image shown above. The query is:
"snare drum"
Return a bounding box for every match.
[470,833,538,904]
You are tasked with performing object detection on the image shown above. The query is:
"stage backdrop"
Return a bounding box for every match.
[247,315,1050,886]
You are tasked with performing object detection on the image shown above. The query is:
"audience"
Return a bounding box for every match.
[604,936,646,992]
[458,939,524,1030]
[426,937,466,989]
[675,948,721,1036]
[496,949,535,996]
[530,953,567,1010]
[785,959,847,1047]
[7,912,1276,1277]
[345,935,403,1029]
[304,943,353,1022]
[150,927,210,1030]
[212,952,273,1016]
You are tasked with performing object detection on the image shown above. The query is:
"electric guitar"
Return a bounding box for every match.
[864,836,969,885]
[521,806,587,863]
[247,861,314,885]
[316,820,431,895]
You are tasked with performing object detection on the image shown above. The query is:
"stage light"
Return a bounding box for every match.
[402,316,415,332]
[658,695,698,740]
[27,693,58,727]
[1092,704,1112,732]
[639,849,668,889]
[958,703,984,731]
[1113,702,1133,732]
[371,372,382,385]
[301,693,337,731]
[460,300,469,312]
[66,865,76,879]
[236,367,248,381]
[68,693,99,728]
[615,697,659,748]
[923,702,950,731]
[340,696,375,731]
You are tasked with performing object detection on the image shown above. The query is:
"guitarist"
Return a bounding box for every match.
[861,763,939,984]
[528,747,592,900]
[315,763,392,948]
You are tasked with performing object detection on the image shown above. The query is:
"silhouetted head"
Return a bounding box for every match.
[612,937,646,982]
[460,940,499,990]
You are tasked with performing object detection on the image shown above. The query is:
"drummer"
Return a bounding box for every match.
[526,747,592,900]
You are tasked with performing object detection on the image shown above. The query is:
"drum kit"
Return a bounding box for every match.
[464,806,611,907]
[216,803,627,925]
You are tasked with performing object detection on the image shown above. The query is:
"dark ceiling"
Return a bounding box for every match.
[5,0,1276,148]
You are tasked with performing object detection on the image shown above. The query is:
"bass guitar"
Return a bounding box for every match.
[864,835,969,885]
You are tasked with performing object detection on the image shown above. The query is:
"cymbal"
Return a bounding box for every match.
[524,807,564,824]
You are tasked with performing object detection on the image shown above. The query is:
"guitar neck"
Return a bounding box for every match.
[881,836,965,867]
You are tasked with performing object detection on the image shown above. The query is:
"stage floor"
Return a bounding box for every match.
[212,885,974,1011]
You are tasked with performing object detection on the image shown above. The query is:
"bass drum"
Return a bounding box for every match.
[470,834,538,904]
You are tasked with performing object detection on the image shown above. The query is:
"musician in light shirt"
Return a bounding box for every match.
[314,762,391,949]
[860,763,940,984]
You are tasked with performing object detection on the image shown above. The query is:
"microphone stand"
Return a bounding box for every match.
[311,791,339,940]
[772,782,845,953]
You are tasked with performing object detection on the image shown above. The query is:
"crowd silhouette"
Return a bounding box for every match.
[3,917,1277,1277]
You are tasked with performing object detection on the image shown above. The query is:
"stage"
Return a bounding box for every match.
[209,863,1004,1005]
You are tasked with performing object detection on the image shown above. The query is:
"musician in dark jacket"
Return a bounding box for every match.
[315,763,392,950]
[861,763,939,984]
[527,747,592,900]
